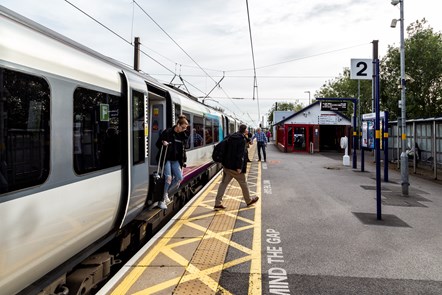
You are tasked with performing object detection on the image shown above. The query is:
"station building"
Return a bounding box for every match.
[273,101,352,153]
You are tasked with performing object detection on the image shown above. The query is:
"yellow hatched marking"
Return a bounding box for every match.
[232,224,255,233]
[109,173,223,295]
[137,247,222,293]
[222,210,255,224]
[185,222,253,255]
[110,150,262,294]
[166,236,203,248]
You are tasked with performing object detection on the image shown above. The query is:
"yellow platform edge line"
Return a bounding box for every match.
[249,161,262,294]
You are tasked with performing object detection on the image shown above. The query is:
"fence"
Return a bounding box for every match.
[388,117,442,180]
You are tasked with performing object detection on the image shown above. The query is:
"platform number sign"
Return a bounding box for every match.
[350,59,372,80]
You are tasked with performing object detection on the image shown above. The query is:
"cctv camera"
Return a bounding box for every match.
[390,19,398,28]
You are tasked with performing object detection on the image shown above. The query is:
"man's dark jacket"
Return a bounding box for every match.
[222,132,247,173]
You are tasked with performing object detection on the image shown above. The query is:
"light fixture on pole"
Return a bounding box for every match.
[304,91,311,105]
[391,0,409,195]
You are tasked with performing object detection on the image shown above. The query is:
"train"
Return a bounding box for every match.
[0,6,243,295]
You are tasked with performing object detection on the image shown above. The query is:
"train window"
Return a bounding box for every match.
[193,115,204,147]
[0,68,50,194]
[73,87,121,174]
[183,112,191,149]
[229,122,235,134]
[214,119,220,143]
[205,118,213,144]
[174,103,181,125]
[132,90,145,165]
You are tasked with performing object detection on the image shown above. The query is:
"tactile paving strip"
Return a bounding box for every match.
[173,177,243,294]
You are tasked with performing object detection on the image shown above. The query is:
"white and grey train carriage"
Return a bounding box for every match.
[0,6,242,295]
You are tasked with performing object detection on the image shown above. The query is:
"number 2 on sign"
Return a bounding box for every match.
[356,61,368,76]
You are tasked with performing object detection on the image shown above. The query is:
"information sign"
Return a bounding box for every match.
[321,101,348,111]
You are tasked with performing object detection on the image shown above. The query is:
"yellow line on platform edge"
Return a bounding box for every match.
[249,161,262,294]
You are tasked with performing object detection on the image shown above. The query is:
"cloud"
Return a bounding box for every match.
[3,0,442,126]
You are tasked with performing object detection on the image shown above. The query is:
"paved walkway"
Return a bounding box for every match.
[99,142,442,294]
[260,143,442,294]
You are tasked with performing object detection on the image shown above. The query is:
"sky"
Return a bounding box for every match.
[2,0,442,127]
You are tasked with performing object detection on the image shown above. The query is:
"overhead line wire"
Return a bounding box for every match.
[149,74,335,79]
[132,0,245,114]
[226,42,370,73]
[133,0,219,85]
[64,0,132,45]
[245,0,260,124]
[63,0,263,124]
[64,0,214,99]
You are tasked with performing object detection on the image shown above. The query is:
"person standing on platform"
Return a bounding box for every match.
[245,129,252,162]
[266,130,271,142]
[156,115,189,210]
[214,124,259,210]
[252,128,267,162]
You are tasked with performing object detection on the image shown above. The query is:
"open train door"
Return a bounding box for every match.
[146,82,170,204]
[119,71,150,227]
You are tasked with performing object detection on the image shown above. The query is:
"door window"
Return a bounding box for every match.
[132,90,145,165]
[73,87,121,174]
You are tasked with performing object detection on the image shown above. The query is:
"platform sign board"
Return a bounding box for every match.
[350,59,372,80]
[362,112,385,150]
[321,101,348,111]
[361,121,375,149]
[318,114,338,125]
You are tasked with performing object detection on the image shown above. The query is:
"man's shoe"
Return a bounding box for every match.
[247,197,259,206]
[158,201,167,210]
[214,204,227,210]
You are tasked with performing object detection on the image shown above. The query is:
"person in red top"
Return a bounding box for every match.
[266,130,271,142]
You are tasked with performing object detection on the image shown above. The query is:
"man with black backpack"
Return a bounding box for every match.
[214,124,259,210]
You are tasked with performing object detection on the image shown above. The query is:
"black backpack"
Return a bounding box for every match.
[212,136,230,163]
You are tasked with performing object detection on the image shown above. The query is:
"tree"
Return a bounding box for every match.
[266,100,303,125]
[381,19,442,120]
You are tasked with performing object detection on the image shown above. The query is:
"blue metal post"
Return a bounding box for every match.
[361,146,365,172]
[353,99,357,169]
[375,59,382,220]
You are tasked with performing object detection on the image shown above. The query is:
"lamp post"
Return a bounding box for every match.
[391,0,409,195]
[304,91,311,105]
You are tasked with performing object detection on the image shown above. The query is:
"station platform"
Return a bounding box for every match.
[98,142,442,295]
[98,143,262,295]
